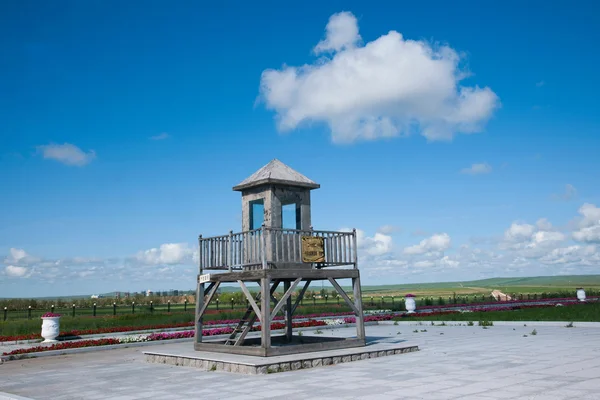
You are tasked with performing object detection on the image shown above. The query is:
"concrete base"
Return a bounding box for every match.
[194,334,366,356]
[145,338,418,374]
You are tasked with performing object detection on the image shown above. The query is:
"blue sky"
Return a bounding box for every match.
[1,1,599,297]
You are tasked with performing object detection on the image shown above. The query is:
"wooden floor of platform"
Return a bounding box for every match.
[194,335,366,356]
[202,268,359,282]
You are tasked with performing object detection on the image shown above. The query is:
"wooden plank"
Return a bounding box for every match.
[197,281,220,319]
[353,274,366,340]
[234,313,258,346]
[203,281,215,296]
[194,280,204,344]
[270,278,301,320]
[285,281,293,342]
[328,277,359,314]
[265,338,366,357]
[260,276,271,349]
[237,280,262,322]
[207,268,359,282]
[291,279,311,314]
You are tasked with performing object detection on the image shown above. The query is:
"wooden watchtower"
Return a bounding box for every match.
[194,159,366,356]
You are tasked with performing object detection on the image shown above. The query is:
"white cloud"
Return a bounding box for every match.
[259,11,499,144]
[572,203,600,243]
[339,227,393,256]
[150,133,170,140]
[504,223,536,243]
[356,230,393,256]
[461,163,492,175]
[314,11,361,54]
[135,243,194,265]
[414,260,436,268]
[552,184,577,201]
[36,143,96,166]
[5,265,29,277]
[377,225,400,234]
[404,233,451,255]
[536,218,553,231]
[3,248,39,266]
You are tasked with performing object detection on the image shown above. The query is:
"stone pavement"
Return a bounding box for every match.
[1,322,599,399]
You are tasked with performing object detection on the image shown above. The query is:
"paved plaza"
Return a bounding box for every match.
[1,322,599,399]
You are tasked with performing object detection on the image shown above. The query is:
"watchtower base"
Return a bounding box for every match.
[194,268,366,357]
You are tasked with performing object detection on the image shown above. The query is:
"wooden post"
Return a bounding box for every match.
[284,280,292,342]
[261,224,267,270]
[228,231,233,272]
[352,274,365,341]
[352,228,358,268]
[261,277,271,351]
[195,235,204,345]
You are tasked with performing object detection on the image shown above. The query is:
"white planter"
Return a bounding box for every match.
[576,289,586,302]
[405,297,416,313]
[41,317,61,343]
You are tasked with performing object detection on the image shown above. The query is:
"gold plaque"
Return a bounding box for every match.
[301,236,325,263]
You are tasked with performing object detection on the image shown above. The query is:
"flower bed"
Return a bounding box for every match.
[0,311,354,342]
[2,320,328,356]
[2,300,595,343]
[3,338,121,356]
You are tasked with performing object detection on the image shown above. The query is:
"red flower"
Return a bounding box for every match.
[41,312,62,318]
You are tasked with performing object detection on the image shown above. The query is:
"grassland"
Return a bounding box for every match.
[399,302,600,323]
[358,275,600,297]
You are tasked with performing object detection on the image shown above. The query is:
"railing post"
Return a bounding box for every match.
[261,224,267,269]
[228,231,233,272]
[3,307,6,321]
[28,305,32,319]
[352,228,358,268]
[132,301,135,314]
[51,304,55,314]
[184,299,187,311]
[150,301,153,313]
[72,304,75,317]
[113,302,117,316]
[167,300,171,313]
[93,303,97,317]
[198,235,203,274]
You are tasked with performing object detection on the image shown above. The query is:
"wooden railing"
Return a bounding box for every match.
[199,227,357,271]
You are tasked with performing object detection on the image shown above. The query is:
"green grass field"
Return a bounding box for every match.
[398,302,600,323]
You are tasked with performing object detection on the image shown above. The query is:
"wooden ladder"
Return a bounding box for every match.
[223,293,260,346]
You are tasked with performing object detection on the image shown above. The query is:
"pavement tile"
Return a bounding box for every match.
[1,324,600,400]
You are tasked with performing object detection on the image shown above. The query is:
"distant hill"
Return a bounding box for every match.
[359,275,600,294]
[2,275,598,299]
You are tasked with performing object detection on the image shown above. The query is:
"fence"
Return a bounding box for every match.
[3,291,597,322]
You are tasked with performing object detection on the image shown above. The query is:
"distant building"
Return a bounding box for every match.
[146,289,153,297]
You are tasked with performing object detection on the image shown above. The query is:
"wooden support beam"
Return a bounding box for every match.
[285,281,293,342]
[352,275,366,340]
[237,280,262,322]
[196,281,221,321]
[260,277,271,349]
[328,277,359,315]
[203,282,215,298]
[270,278,301,320]
[194,280,204,344]
[291,279,311,315]
[234,313,258,346]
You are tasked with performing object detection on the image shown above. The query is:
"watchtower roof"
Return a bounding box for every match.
[232,159,320,191]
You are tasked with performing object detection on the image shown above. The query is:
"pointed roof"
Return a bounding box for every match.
[233,159,320,191]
